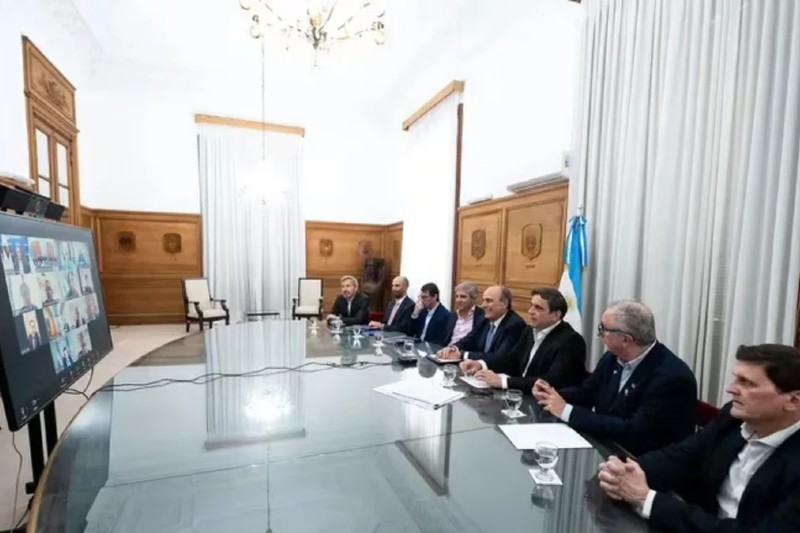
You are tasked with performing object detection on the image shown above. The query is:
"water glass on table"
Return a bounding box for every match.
[533,442,559,483]
[373,331,384,347]
[503,389,524,418]
[442,365,457,387]
[403,339,415,355]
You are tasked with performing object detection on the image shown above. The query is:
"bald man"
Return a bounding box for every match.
[369,276,415,334]
[438,285,526,368]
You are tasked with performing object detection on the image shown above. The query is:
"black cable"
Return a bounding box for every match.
[13,506,29,531]
[10,432,23,530]
[98,360,393,393]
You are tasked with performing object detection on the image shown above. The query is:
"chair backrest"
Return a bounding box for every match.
[696,400,721,427]
[184,278,212,309]
[298,278,322,306]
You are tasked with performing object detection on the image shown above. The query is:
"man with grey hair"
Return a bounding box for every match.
[442,282,485,346]
[369,276,414,333]
[438,285,526,369]
[327,275,370,326]
[533,300,697,455]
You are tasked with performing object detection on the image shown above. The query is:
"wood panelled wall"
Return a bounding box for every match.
[456,181,568,320]
[80,207,202,325]
[306,221,403,313]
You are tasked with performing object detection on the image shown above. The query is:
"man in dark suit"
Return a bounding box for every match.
[598,344,800,532]
[437,285,526,368]
[326,275,370,326]
[368,276,414,333]
[408,282,450,345]
[460,287,586,391]
[534,300,697,455]
[442,282,485,346]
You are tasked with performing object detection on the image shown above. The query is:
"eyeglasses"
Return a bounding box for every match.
[597,323,630,336]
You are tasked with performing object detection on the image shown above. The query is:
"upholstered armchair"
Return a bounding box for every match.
[292,278,323,320]
[182,278,230,332]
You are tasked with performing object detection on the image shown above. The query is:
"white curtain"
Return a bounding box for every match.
[573,0,800,403]
[197,123,305,319]
[400,93,460,307]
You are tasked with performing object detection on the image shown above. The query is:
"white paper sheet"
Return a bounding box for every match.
[373,380,465,410]
[458,375,492,389]
[498,423,592,449]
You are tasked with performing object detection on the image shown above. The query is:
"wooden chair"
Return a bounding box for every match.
[182,278,229,332]
[292,278,323,320]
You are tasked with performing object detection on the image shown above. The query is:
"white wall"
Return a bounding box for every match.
[390,0,582,206]
[0,0,99,179]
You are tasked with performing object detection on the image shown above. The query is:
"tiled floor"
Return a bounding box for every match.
[0,324,190,531]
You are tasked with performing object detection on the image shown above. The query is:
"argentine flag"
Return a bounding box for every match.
[558,215,588,333]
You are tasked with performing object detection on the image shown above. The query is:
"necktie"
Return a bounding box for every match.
[610,362,624,394]
[387,300,401,325]
[483,324,496,352]
[347,300,351,315]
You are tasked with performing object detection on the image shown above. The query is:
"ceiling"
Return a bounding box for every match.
[68,0,543,108]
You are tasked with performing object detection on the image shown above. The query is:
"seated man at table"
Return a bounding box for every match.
[459,287,586,391]
[437,285,526,368]
[326,275,370,326]
[442,282,485,346]
[408,282,450,345]
[368,276,414,333]
[533,300,697,455]
[597,344,800,532]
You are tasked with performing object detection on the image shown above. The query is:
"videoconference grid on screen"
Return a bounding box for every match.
[0,212,111,431]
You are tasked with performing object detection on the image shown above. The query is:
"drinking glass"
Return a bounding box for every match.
[503,389,524,418]
[373,331,384,347]
[442,365,457,387]
[331,318,342,334]
[353,325,363,338]
[403,340,415,354]
[309,318,319,332]
[534,442,559,483]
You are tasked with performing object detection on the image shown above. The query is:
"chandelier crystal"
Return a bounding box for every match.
[239,0,386,62]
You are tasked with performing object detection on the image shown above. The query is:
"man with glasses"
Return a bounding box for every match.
[533,300,697,455]
[598,344,800,531]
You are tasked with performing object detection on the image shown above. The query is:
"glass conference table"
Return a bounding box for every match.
[31,320,654,533]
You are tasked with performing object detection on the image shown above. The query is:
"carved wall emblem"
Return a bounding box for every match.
[117,232,136,253]
[357,240,373,257]
[37,74,68,111]
[163,233,182,254]
[319,238,333,257]
[522,223,543,261]
[471,229,486,260]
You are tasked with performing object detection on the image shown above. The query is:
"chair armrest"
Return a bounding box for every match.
[191,302,204,317]
[292,297,298,305]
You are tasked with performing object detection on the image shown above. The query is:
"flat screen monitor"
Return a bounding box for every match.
[0,211,112,431]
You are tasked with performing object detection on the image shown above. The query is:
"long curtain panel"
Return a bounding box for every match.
[400,92,460,307]
[197,123,305,319]
[573,0,800,403]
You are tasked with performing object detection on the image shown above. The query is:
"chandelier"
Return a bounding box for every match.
[238,0,386,63]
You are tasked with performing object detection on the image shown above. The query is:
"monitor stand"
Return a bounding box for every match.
[25,403,58,494]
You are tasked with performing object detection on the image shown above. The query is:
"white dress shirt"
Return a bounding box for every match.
[478,321,561,389]
[639,416,800,519]
[559,342,656,422]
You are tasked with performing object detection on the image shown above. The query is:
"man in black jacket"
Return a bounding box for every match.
[368,276,414,333]
[534,300,697,455]
[437,285,526,368]
[459,287,586,391]
[597,343,800,532]
[327,275,370,326]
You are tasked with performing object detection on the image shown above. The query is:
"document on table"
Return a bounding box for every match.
[458,375,492,389]
[499,423,593,449]
[373,380,465,410]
